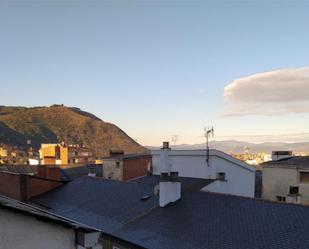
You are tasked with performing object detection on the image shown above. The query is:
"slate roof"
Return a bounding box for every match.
[31,176,309,249]
[262,156,309,168]
[131,175,213,192]
[0,195,98,233]
[103,153,151,160]
[61,164,103,180]
[0,164,103,181]
[114,192,309,249]
[31,177,159,232]
[0,165,36,174]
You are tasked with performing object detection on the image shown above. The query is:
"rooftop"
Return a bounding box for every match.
[262,156,309,168]
[31,177,159,232]
[0,194,98,233]
[0,164,102,181]
[131,175,213,192]
[103,153,152,160]
[0,165,36,175]
[31,176,309,249]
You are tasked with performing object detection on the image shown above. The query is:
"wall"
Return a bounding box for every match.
[0,167,63,201]
[60,146,69,165]
[0,148,8,157]
[0,208,76,249]
[123,156,151,181]
[202,156,255,197]
[27,177,63,198]
[152,149,256,197]
[0,173,26,200]
[43,157,56,165]
[103,159,123,180]
[262,166,309,204]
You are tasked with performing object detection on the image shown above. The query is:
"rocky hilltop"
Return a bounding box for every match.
[0,105,146,157]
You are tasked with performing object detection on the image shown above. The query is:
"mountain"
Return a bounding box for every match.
[148,140,309,153]
[0,105,146,157]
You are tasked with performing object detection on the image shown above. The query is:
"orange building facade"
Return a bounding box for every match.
[39,143,93,166]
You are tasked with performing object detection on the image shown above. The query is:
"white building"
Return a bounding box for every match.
[28,158,39,165]
[0,195,101,249]
[151,143,256,197]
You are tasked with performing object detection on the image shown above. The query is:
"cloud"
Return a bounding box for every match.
[223,67,309,116]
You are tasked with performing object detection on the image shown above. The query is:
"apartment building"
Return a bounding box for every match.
[39,143,69,165]
[39,143,94,166]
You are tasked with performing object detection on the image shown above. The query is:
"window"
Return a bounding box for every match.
[300,172,309,183]
[289,186,299,195]
[216,172,226,181]
[276,196,286,202]
[116,161,120,168]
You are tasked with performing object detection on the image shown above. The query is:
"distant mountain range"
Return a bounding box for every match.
[0,105,146,157]
[148,140,309,153]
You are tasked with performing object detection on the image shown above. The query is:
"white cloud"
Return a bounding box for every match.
[223,67,309,116]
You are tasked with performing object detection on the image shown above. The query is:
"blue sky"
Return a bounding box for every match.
[1,1,309,145]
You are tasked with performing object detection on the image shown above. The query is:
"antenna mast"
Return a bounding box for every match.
[204,126,214,166]
[171,135,179,147]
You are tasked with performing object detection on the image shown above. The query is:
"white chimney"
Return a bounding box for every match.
[159,172,181,207]
[159,142,181,207]
[160,141,171,173]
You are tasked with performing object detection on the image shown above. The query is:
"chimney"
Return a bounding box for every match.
[88,165,96,177]
[159,172,181,207]
[160,141,171,173]
[159,142,181,207]
[162,141,170,150]
[271,151,293,161]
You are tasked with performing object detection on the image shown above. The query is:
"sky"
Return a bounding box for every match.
[1,1,309,146]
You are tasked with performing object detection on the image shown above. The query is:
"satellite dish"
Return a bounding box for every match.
[154,184,160,196]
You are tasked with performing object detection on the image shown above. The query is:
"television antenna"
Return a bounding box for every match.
[204,126,214,166]
[171,135,179,146]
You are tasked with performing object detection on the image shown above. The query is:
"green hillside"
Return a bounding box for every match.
[0,105,146,157]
